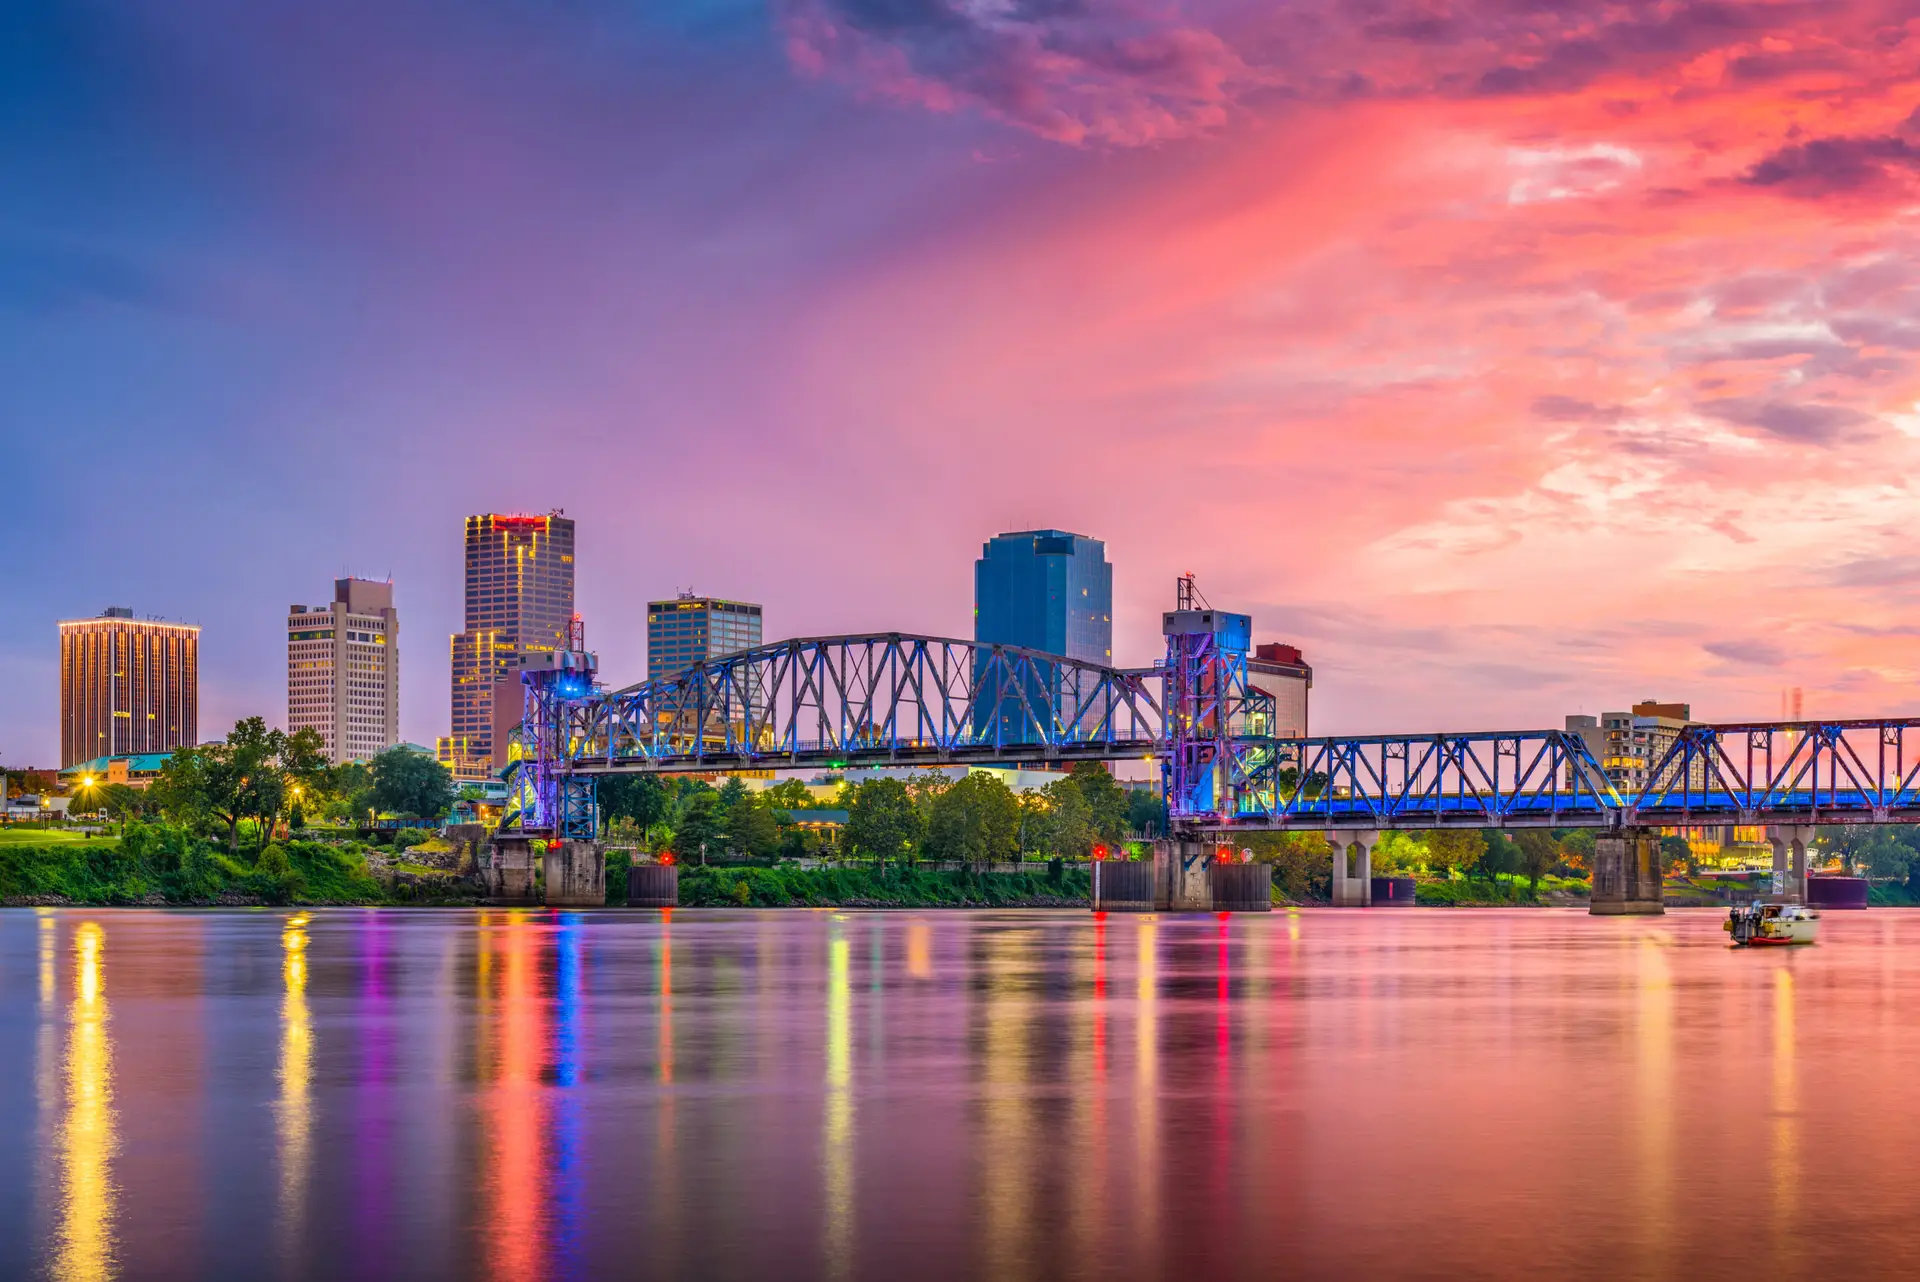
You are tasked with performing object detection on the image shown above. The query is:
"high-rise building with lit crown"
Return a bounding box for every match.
[288,579,399,764]
[58,607,198,769]
[446,511,575,777]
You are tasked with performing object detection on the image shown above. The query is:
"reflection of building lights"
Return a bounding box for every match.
[823,931,853,1281]
[57,921,116,1282]
[278,913,312,1263]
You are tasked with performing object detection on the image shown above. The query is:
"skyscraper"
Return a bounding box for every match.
[974,529,1113,661]
[288,579,399,764]
[447,511,575,776]
[647,594,764,680]
[972,530,1113,749]
[58,608,199,769]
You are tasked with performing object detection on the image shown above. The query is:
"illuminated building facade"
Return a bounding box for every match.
[974,529,1112,662]
[287,579,399,764]
[448,511,575,777]
[647,594,763,680]
[58,608,198,769]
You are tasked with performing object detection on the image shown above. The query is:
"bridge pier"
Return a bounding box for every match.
[1766,826,1814,902]
[484,835,539,904]
[1153,839,1214,912]
[1590,829,1663,915]
[543,839,606,908]
[1325,831,1378,906]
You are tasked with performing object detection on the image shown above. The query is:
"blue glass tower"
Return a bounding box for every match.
[974,529,1113,662]
[971,530,1112,751]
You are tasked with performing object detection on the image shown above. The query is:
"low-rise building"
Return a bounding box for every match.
[58,753,174,790]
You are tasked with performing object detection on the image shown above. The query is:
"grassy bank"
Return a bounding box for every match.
[0,825,472,906]
[1412,874,1589,906]
[674,864,1092,908]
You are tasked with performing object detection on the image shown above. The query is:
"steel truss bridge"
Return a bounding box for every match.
[506,630,1920,841]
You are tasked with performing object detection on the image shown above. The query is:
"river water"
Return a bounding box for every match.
[2,906,1916,1280]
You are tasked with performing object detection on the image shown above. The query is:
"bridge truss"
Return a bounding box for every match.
[505,634,1920,840]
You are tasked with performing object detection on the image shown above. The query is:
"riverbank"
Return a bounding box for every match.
[0,835,475,906]
[676,864,1092,908]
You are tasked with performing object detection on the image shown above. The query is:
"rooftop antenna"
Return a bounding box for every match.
[1176,572,1210,611]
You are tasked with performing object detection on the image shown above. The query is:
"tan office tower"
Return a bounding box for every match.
[288,579,400,764]
[446,511,575,777]
[58,608,199,769]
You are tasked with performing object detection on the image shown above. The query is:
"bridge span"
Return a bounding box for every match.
[502,609,1920,913]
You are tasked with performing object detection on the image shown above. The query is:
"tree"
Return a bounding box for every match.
[726,796,782,859]
[1819,826,1874,877]
[600,775,670,835]
[844,778,923,864]
[763,778,817,810]
[1475,831,1522,880]
[714,776,752,821]
[674,793,722,863]
[1658,833,1694,876]
[925,771,1020,869]
[369,745,454,820]
[149,717,324,853]
[1515,830,1558,890]
[1037,776,1095,858]
[1064,763,1130,843]
[1423,829,1485,879]
[1559,829,1596,874]
[1126,788,1168,838]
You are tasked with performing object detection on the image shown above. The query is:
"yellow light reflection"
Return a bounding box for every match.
[982,929,1032,1282]
[1135,918,1159,1263]
[905,920,931,979]
[824,930,854,1282]
[278,913,312,1264]
[1634,937,1672,1272]
[55,921,116,1282]
[1771,967,1798,1266]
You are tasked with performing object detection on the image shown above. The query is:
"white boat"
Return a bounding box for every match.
[1726,902,1820,947]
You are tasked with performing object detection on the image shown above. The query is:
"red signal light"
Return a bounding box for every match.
[1092,844,1108,861]
[660,851,677,866]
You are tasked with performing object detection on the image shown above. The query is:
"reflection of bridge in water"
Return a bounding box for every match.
[506,601,1920,913]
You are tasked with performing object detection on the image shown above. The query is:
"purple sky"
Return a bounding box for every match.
[6,1,1920,765]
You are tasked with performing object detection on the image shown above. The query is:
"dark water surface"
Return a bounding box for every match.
[3,906,1917,1281]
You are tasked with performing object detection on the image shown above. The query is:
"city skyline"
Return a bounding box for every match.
[7,4,1920,763]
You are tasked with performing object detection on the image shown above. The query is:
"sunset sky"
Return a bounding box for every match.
[5,1,1920,763]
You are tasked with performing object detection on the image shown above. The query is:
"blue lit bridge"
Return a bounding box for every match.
[507,623,1920,842]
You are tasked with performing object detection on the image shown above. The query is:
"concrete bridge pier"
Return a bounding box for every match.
[1325,831,1379,906]
[1590,829,1663,915]
[543,840,606,908]
[1766,825,1815,902]
[1153,838,1214,912]
[484,835,538,904]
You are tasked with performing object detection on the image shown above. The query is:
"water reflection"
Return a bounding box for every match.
[1772,966,1798,1265]
[13,909,1920,1281]
[823,923,854,1282]
[55,921,115,1282]
[482,912,546,1282]
[278,913,313,1271]
[1635,936,1674,1276]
